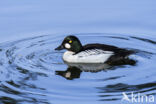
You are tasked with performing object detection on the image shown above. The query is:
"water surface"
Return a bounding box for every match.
[0,33,155,104]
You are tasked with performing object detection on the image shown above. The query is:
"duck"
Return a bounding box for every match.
[55,35,134,63]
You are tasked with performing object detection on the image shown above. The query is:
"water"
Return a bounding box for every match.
[0,33,155,104]
[1,0,156,42]
[0,0,156,103]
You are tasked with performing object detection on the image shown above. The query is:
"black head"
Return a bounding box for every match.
[55,35,83,53]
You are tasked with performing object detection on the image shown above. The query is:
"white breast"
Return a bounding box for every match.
[63,49,114,63]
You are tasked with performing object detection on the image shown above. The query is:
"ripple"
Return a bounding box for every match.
[0,33,156,104]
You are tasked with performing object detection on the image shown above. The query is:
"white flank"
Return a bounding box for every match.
[63,49,114,63]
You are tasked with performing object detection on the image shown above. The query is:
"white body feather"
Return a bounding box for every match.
[63,49,114,63]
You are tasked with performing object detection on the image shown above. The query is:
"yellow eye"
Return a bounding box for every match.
[69,40,72,43]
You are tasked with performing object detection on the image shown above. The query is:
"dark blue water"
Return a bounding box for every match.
[0,33,155,104]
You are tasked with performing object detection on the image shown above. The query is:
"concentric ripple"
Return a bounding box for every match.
[0,33,156,104]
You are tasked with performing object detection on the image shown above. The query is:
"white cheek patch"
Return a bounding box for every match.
[65,43,71,49]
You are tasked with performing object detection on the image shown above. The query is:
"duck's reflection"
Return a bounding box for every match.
[55,58,136,80]
[56,66,82,80]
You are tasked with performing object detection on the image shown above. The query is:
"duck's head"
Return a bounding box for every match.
[55,35,83,53]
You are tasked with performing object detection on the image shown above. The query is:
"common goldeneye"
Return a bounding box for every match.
[55,35,134,63]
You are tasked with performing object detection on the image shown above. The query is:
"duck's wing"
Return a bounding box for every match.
[83,43,134,57]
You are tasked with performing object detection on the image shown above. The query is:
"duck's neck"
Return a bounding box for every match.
[74,46,83,54]
[70,41,83,54]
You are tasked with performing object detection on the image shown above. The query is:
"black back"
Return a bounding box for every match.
[83,43,134,57]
